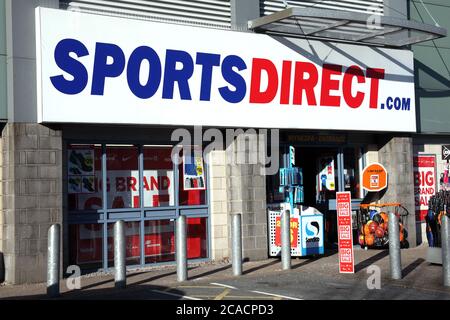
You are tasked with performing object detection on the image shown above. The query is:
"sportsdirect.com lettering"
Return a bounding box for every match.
[50,38,386,108]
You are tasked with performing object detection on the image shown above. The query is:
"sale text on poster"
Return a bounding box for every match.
[337,192,354,273]
[414,155,436,221]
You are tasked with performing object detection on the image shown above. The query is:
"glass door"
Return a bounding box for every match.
[315,150,340,205]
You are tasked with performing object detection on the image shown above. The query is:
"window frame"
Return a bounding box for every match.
[65,140,211,271]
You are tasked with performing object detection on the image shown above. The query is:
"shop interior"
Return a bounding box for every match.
[267,143,363,250]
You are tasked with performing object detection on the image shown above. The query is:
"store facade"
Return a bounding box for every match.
[0,0,446,284]
[409,0,450,245]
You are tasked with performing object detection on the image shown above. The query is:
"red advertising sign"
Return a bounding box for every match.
[414,155,436,221]
[362,163,388,192]
[275,216,299,248]
[68,146,175,210]
[336,192,354,274]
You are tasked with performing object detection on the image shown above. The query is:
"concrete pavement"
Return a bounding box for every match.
[0,244,449,300]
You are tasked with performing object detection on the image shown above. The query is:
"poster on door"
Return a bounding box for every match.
[183,151,206,191]
[318,156,335,191]
[68,148,95,194]
[414,155,436,222]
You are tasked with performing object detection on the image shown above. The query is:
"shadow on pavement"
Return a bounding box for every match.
[354,250,389,273]
[0,284,186,300]
[128,270,178,287]
[402,258,425,278]
[126,265,197,286]
[188,264,231,280]
[292,258,316,270]
[81,278,114,290]
[243,260,279,275]
[322,248,339,258]
[80,270,150,290]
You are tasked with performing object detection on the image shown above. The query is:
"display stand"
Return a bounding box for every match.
[358,203,409,249]
[267,146,324,257]
[279,146,303,209]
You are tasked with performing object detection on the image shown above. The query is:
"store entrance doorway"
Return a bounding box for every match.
[266,142,364,251]
[295,147,340,245]
[295,147,339,207]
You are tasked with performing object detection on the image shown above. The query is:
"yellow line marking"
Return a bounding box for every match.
[186,295,276,300]
[214,288,231,300]
[222,296,276,299]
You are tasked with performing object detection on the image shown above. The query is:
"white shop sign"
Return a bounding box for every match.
[36,7,416,132]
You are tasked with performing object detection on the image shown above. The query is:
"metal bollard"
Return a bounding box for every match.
[47,224,61,297]
[388,212,402,280]
[281,210,291,270]
[0,251,4,284]
[442,214,450,287]
[176,215,188,282]
[114,220,126,289]
[232,213,243,276]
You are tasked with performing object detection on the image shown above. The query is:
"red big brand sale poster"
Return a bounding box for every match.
[337,192,354,273]
[414,155,436,222]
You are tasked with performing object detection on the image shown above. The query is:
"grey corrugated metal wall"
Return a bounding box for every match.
[261,0,383,16]
[62,1,385,30]
[411,0,450,133]
[62,0,232,29]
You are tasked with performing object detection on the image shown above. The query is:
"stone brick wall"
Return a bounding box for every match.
[366,144,379,164]
[208,150,229,261]
[379,137,417,247]
[226,134,268,261]
[1,123,62,284]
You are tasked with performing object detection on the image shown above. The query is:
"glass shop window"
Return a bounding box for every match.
[142,146,175,208]
[144,219,175,264]
[68,223,103,270]
[67,144,103,212]
[107,221,141,267]
[106,145,140,209]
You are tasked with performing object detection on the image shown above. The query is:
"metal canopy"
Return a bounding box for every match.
[248,7,447,47]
